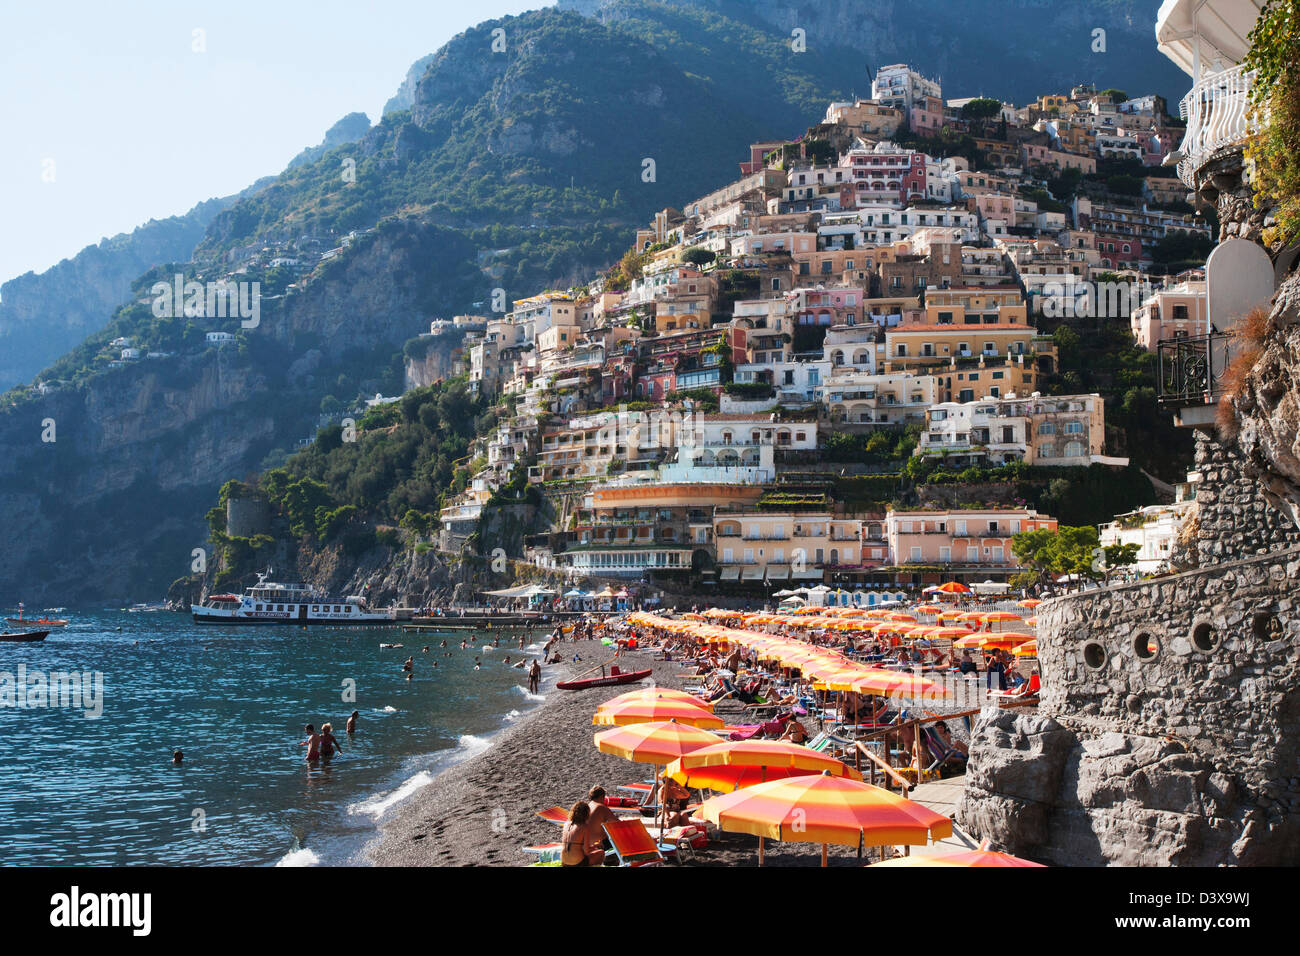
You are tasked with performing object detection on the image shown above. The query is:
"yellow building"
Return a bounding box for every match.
[713,511,863,584]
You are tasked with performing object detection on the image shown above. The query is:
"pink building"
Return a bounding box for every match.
[1130,276,1207,350]
[885,508,1059,579]
[790,287,865,327]
[841,146,929,206]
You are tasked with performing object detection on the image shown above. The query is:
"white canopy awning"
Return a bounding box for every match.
[1155,0,1264,77]
[720,567,741,582]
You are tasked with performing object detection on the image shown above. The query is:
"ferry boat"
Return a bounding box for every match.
[191,570,394,626]
[5,604,68,627]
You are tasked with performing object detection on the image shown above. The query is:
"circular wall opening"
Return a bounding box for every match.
[1252,611,1280,641]
[1134,631,1159,661]
[1083,641,1107,670]
[1191,620,1218,653]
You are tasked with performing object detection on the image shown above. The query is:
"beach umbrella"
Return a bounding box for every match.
[665,740,863,792]
[1025,617,1038,628]
[597,702,725,733]
[981,611,1023,632]
[915,604,943,615]
[848,670,950,699]
[594,719,722,840]
[1013,639,1038,657]
[594,720,721,764]
[1017,599,1042,609]
[597,688,714,712]
[870,847,1043,868]
[698,771,952,866]
[935,582,971,595]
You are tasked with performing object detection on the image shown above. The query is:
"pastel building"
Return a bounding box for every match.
[1130,276,1208,350]
[885,508,1059,581]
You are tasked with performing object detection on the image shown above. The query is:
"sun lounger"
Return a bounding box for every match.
[603,818,670,866]
[990,673,1040,701]
[521,842,563,863]
[535,806,570,824]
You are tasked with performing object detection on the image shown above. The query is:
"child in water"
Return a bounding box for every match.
[301,725,321,762]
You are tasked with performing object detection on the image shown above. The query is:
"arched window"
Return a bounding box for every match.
[1064,441,1085,458]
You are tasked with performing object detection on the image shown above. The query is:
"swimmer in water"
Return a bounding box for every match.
[422,645,430,653]
[301,725,321,763]
[474,657,481,671]
[173,750,184,765]
[402,656,414,672]
[346,710,359,734]
[319,723,342,758]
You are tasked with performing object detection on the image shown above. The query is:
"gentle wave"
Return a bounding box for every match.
[275,846,321,867]
[513,687,545,702]
[348,771,435,819]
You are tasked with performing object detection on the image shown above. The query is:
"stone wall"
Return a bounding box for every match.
[1194,431,1300,565]
[958,546,1300,865]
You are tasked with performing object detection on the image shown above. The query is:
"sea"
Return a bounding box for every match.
[0,610,553,866]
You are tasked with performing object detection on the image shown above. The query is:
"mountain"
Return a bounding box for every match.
[0,198,233,390]
[563,0,1191,105]
[0,0,1189,603]
[285,112,373,170]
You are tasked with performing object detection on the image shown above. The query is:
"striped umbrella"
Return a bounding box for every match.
[871,848,1043,867]
[699,771,952,866]
[593,697,723,729]
[596,688,714,712]
[665,740,863,792]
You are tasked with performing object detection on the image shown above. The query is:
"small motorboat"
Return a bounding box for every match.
[556,664,652,691]
[5,604,68,627]
[0,630,50,643]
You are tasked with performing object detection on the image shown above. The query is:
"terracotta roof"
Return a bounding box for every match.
[887,324,1037,333]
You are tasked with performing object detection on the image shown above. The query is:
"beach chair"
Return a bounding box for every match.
[990,673,1040,701]
[659,825,706,862]
[920,725,968,776]
[521,842,564,863]
[602,818,669,866]
[535,806,570,825]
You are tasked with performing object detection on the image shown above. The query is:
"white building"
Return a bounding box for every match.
[872,64,941,115]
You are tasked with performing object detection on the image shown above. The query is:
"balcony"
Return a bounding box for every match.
[1174,64,1258,189]
[1157,332,1234,408]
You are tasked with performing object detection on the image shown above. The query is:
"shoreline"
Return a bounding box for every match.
[367,639,678,866]
[366,637,969,867]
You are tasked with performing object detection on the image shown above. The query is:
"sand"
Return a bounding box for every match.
[368,638,983,867]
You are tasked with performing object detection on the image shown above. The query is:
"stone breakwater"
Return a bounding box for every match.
[958,546,1300,866]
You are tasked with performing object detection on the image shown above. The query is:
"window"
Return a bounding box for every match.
[910,546,922,561]
[1065,421,1084,434]
[939,546,951,562]
[1038,422,1056,435]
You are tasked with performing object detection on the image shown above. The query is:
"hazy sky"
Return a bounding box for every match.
[0,0,546,284]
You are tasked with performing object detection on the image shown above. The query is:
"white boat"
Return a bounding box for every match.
[191,570,393,626]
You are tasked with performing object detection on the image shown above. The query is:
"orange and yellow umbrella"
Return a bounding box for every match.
[699,772,952,866]
[871,848,1044,868]
[665,740,863,791]
[1017,599,1042,609]
[1013,639,1038,657]
[935,582,971,594]
[596,688,713,712]
[593,697,723,729]
[593,720,721,764]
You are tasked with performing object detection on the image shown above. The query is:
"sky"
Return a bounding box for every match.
[0,0,547,284]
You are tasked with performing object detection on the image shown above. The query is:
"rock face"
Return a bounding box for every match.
[1225,276,1300,531]
[959,546,1300,865]
[560,0,1189,103]
[0,198,231,390]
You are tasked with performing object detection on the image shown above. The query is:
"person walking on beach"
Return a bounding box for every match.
[528,659,541,694]
[301,725,321,763]
[320,723,343,759]
[346,710,359,734]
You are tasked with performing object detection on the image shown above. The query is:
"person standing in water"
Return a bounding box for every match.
[301,725,321,763]
[346,711,359,734]
[319,723,343,759]
[528,659,541,694]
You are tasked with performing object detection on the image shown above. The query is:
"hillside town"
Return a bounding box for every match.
[429,67,1212,598]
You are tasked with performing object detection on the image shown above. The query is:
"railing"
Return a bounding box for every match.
[1157,332,1234,407]
[1176,65,1258,189]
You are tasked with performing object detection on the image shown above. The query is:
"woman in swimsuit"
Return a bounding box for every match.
[560,801,603,867]
[319,723,342,759]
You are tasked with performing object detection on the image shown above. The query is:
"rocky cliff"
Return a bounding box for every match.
[0,198,231,390]
[562,0,1189,103]
[0,220,481,604]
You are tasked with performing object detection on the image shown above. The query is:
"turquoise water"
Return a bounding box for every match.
[0,611,550,865]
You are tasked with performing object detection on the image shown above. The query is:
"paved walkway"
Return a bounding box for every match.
[903,775,981,858]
